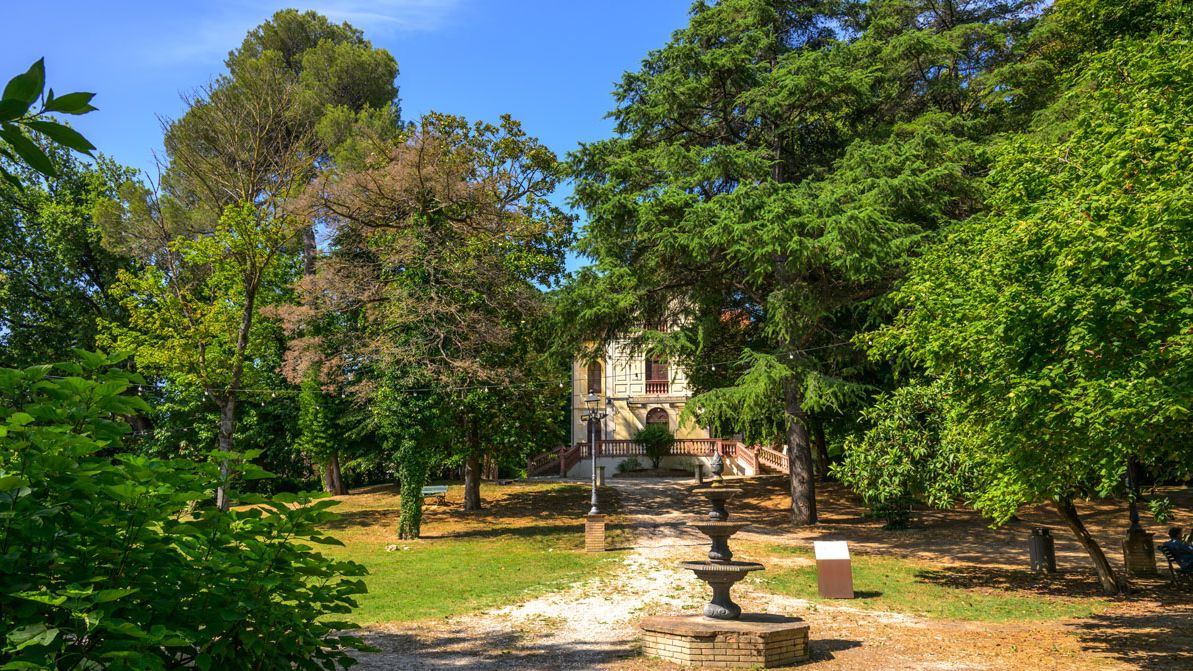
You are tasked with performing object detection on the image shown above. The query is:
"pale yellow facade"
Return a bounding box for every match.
[571,338,710,446]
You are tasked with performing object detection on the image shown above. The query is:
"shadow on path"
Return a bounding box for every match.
[355,628,638,671]
[1072,607,1193,671]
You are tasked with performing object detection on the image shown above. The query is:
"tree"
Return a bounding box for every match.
[0,149,137,366]
[227,9,400,495]
[101,202,303,509]
[565,0,1034,524]
[98,10,399,506]
[296,366,342,493]
[288,112,572,517]
[833,379,981,528]
[867,3,1193,593]
[636,424,675,470]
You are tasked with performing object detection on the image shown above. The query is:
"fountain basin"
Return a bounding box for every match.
[680,560,764,619]
[693,487,741,521]
[688,521,750,561]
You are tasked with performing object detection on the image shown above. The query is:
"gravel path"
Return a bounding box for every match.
[351,478,706,670]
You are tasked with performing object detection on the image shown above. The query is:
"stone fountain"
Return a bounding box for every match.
[680,486,763,619]
[639,453,811,668]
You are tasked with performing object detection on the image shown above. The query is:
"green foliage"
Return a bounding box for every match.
[0,149,138,366]
[1148,497,1175,525]
[616,456,644,474]
[101,203,300,394]
[371,372,452,539]
[564,0,1039,522]
[872,24,1193,524]
[0,352,368,669]
[297,367,337,462]
[634,424,675,469]
[229,7,399,115]
[834,380,981,528]
[1,58,96,187]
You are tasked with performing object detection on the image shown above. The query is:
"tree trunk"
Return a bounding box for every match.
[216,395,236,511]
[324,451,348,495]
[783,379,817,525]
[463,454,482,511]
[810,420,828,479]
[1055,497,1122,595]
[302,224,318,275]
[462,416,484,511]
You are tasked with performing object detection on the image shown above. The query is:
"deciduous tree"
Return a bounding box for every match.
[867,2,1193,593]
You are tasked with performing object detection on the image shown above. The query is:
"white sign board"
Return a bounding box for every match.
[814,540,850,561]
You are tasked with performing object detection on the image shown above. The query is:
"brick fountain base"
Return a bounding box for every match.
[641,614,810,668]
[640,477,812,668]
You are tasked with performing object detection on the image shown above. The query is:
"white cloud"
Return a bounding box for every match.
[307,0,466,32]
[147,0,464,67]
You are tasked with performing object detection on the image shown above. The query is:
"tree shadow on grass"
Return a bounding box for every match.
[353,627,640,671]
[324,483,624,535]
[920,565,1193,670]
[914,564,1116,600]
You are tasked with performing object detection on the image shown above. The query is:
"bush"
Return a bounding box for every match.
[834,380,979,530]
[634,424,674,470]
[616,456,643,473]
[0,352,369,670]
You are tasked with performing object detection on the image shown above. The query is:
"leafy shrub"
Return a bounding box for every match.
[834,380,980,529]
[616,456,643,473]
[634,424,675,469]
[0,352,369,670]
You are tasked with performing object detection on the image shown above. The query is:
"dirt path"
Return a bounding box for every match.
[350,479,704,670]
[351,478,1183,670]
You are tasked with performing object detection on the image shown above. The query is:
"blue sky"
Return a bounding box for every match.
[4,0,694,270]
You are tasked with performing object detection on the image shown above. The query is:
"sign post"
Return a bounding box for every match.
[814,541,854,599]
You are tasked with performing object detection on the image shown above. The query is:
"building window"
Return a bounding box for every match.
[645,357,669,394]
[645,408,670,431]
[586,361,602,395]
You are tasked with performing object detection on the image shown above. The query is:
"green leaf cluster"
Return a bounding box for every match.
[0,58,96,188]
[0,352,368,669]
[0,149,138,366]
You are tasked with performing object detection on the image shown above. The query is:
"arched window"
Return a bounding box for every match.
[645,407,670,431]
[586,361,602,395]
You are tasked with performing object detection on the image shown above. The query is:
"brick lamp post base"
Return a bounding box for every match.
[585,514,606,552]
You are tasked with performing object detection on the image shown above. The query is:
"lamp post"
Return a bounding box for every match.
[583,391,608,515]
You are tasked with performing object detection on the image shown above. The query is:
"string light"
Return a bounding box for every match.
[73,342,854,399]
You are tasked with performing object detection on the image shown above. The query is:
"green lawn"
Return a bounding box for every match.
[749,544,1108,623]
[318,482,625,624]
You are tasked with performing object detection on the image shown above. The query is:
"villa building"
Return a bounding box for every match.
[570,338,710,447]
[525,330,792,479]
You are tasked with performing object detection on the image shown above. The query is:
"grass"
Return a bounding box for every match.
[746,543,1109,623]
[317,481,627,624]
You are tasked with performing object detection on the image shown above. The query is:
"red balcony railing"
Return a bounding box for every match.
[645,380,669,394]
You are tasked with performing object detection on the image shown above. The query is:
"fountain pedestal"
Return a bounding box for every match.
[639,483,811,668]
[641,614,810,669]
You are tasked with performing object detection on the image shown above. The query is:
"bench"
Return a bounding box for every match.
[421,485,448,505]
[1159,545,1193,588]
